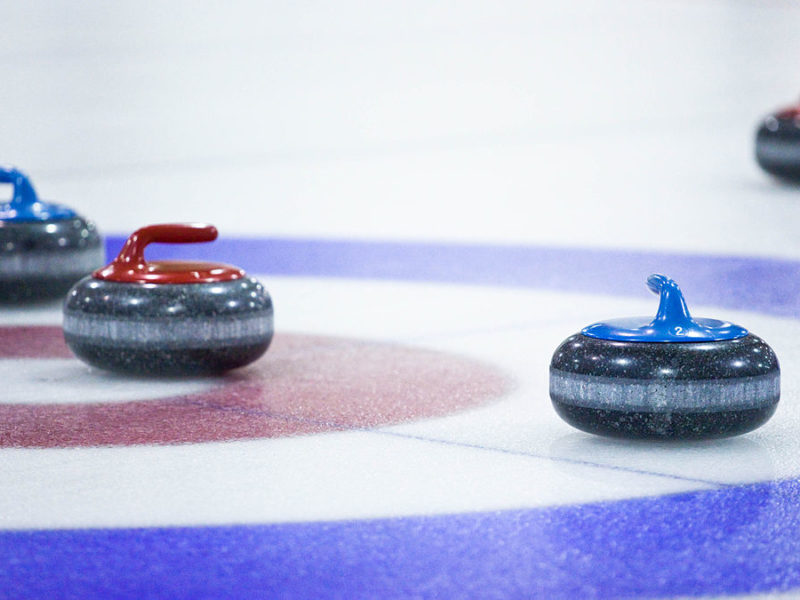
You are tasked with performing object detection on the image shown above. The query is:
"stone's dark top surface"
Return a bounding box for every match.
[0,217,101,253]
[64,277,272,320]
[550,334,778,381]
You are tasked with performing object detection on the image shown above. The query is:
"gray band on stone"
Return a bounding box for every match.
[0,246,105,277]
[757,138,800,165]
[63,312,273,349]
[550,368,780,411]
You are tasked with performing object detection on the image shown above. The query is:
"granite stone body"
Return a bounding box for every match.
[550,333,780,439]
[64,276,273,375]
[0,217,103,301]
[755,113,800,180]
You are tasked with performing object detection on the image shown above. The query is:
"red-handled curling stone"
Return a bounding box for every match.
[755,100,800,180]
[63,223,273,375]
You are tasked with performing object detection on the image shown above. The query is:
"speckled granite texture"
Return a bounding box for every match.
[63,276,273,375]
[550,333,780,439]
[0,217,103,301]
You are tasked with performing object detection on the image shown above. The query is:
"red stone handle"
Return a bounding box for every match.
[113,223,218,266]
[93,223,243,284]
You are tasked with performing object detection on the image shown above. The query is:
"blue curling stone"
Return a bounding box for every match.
[549,274,780,440]
[0,166,103,301]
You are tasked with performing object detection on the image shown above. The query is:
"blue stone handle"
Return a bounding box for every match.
[0,166,40,208]
[0,166,75,221]
[581,273,748,342]
[646,273,697,333]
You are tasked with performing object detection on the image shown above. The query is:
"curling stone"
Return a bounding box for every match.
[755,101,800,180]
[63,223,273,375]
[549,274,779,440]
[0,166,103,301]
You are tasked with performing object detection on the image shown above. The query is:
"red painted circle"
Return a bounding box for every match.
[0,326,511,448]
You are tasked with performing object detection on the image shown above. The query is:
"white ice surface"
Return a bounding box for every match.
[0,277,798,530]
[1,1,800,596]
[0,359,212,405]
[0,0,799,257]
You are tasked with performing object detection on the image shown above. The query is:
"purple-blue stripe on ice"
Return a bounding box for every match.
[107,236,800,318]
[1,238,796,599]
[1,480,799,599]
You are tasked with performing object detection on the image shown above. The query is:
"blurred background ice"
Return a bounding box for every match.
[1,0,799,255]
